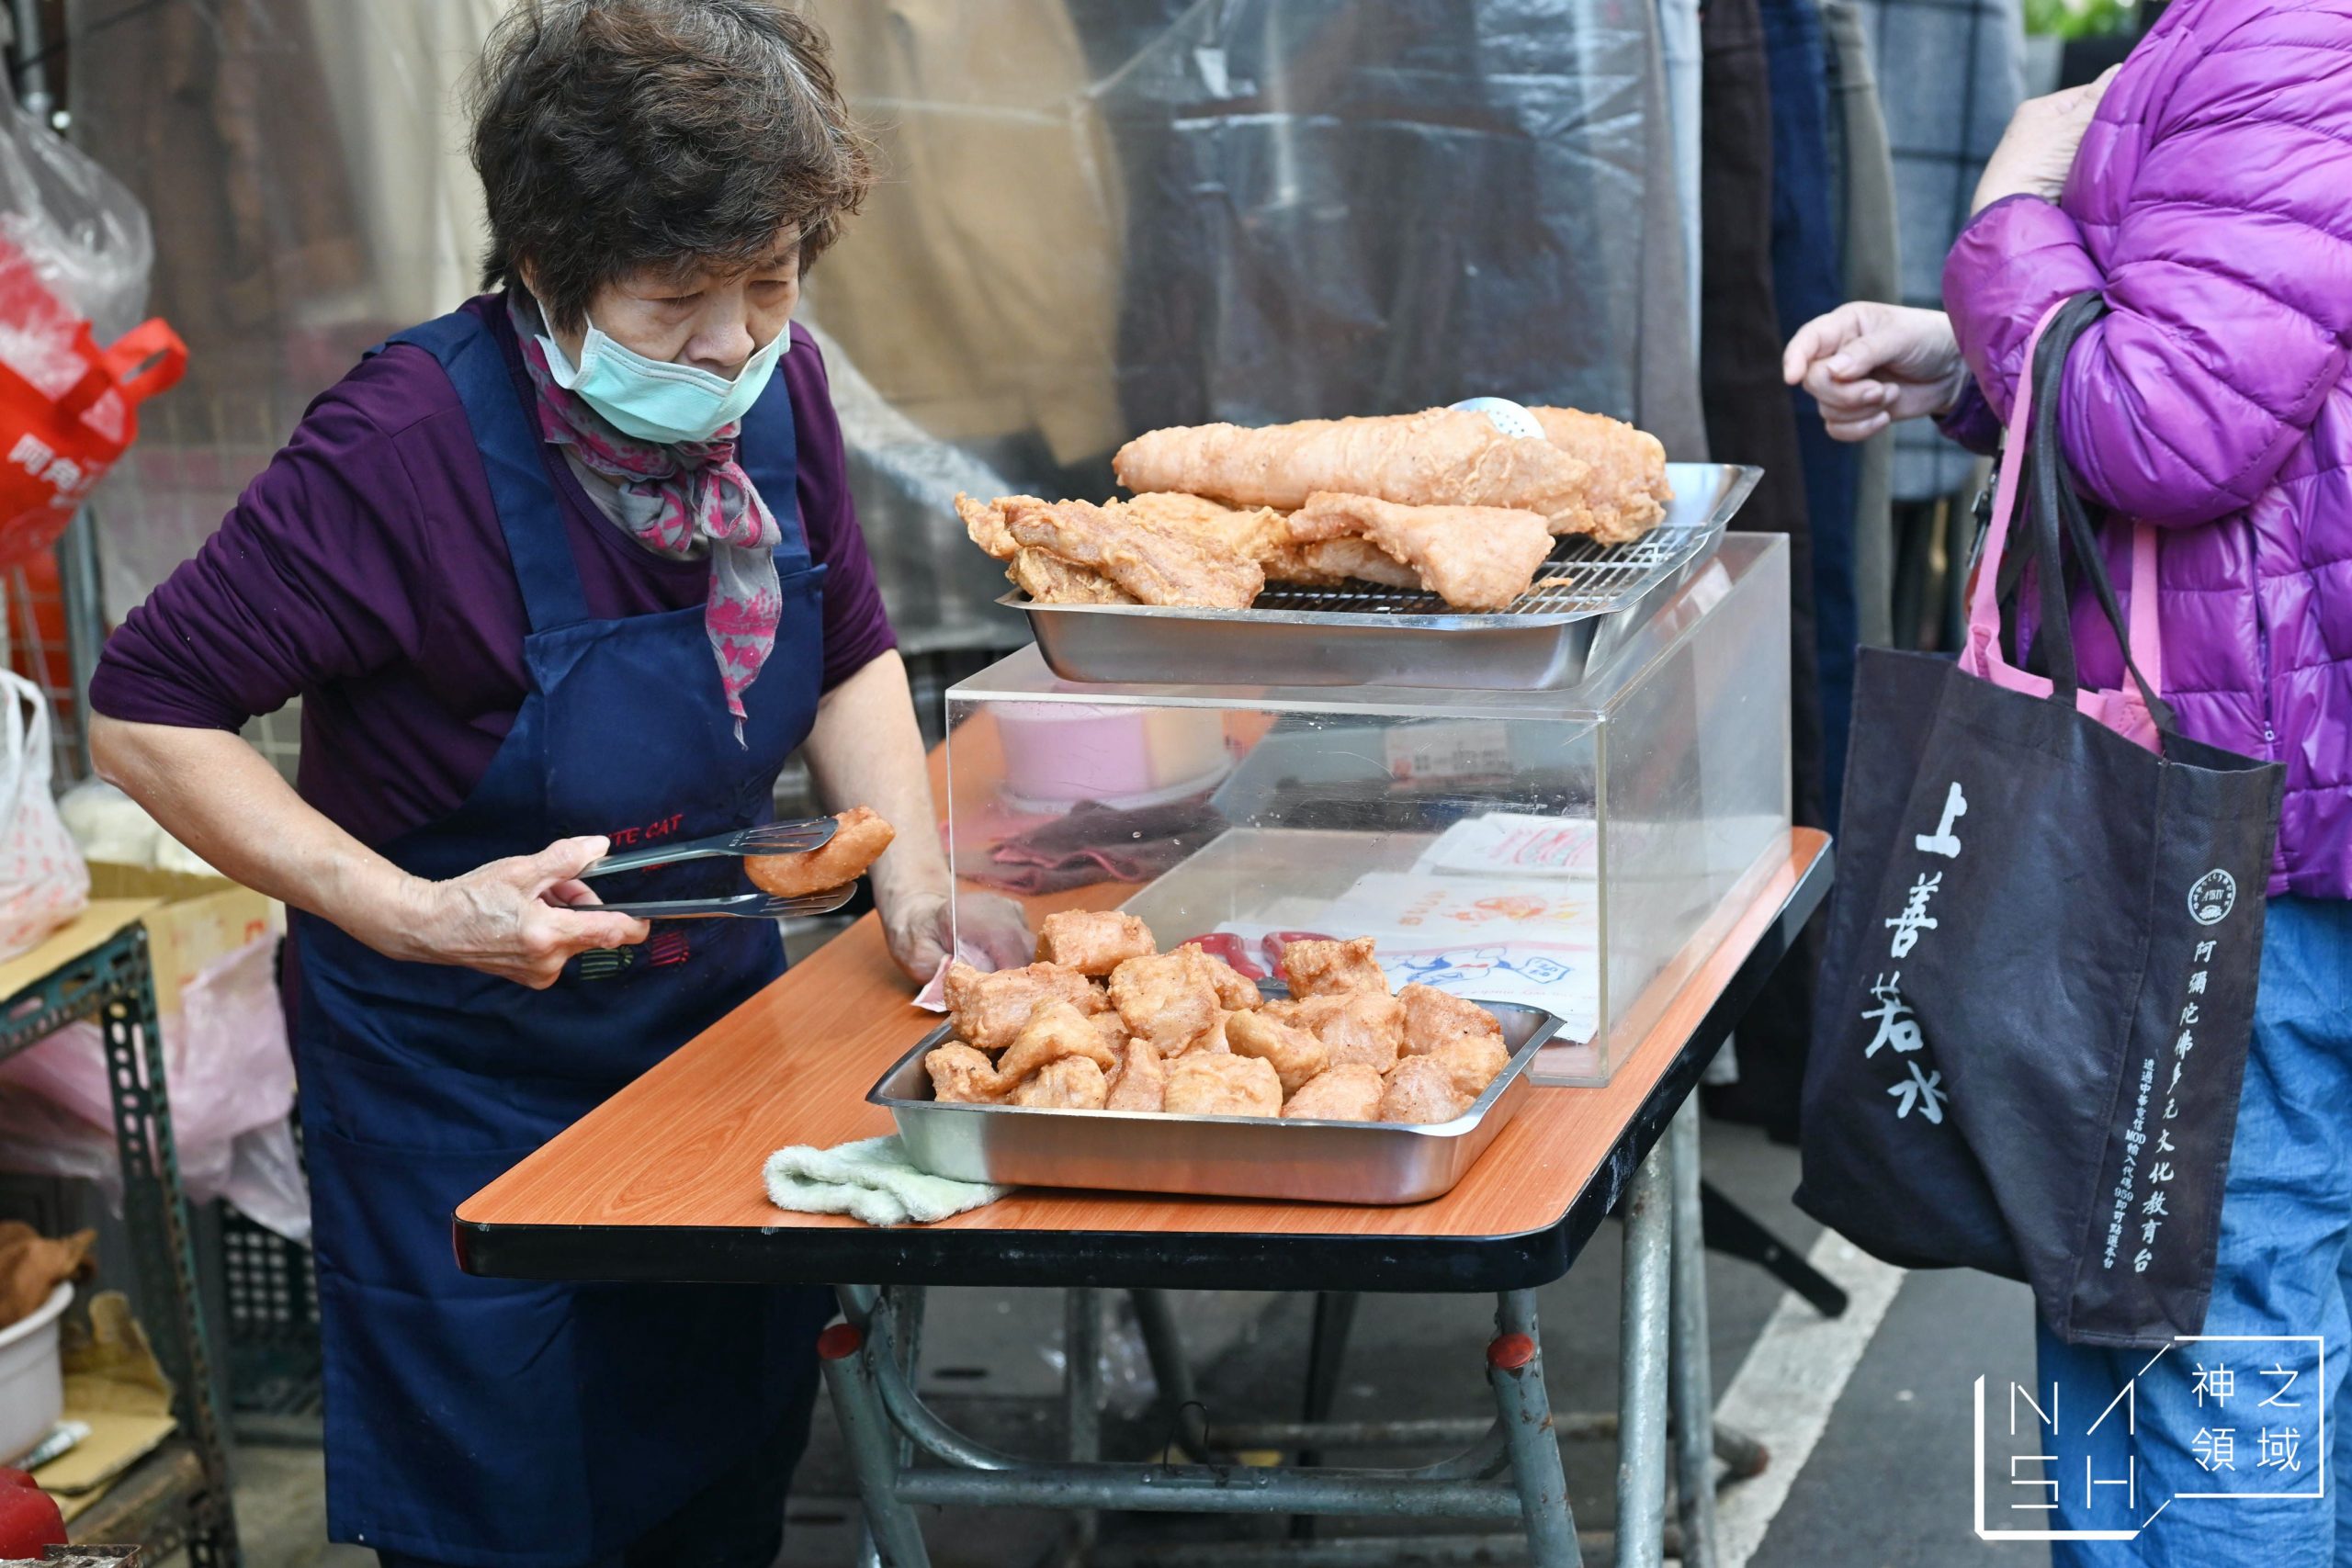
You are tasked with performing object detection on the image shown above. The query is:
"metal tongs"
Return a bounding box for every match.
[577,818,853,920]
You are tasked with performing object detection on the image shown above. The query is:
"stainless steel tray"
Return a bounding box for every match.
[869,998,1564,1205]
[1009,462,1759,691]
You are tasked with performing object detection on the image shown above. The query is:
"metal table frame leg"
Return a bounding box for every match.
[103,932,241,1566]
[1062,1286,1102,1562]
[1668,1100,1720,1568]
[1700,1182,1849,1318]
[1290,1289,1362,1539]
[1129,1287,1211,1459]
[854,1285,928,1568]
[827,1286,935,1568]
[1491,1290,1583,1566]
[1615,1130,1673,1568]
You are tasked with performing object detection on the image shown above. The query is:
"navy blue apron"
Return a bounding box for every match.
[289,307,833,1566]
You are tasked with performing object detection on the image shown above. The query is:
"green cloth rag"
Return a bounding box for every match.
[762,1135,1006,1226]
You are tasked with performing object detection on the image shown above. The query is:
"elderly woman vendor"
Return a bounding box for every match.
[85,3,1024,1563]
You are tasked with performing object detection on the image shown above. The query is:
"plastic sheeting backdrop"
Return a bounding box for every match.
[68,0,1682,658]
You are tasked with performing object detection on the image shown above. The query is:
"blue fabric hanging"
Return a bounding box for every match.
[1760,0,1861,825]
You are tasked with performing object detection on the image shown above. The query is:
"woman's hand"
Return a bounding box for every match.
[879,886,1033,983]
[1781,303,1970,442]
[1973,67,2120,213]
[376,837,651,990]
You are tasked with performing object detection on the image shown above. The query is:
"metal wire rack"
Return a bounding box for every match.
[1249,523,1718,621]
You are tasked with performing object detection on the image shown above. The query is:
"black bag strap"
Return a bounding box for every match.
[2030,294,2179,731]
[1982,290,2178,731]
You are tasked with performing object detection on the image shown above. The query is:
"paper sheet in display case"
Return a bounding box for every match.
[944,534,1792,1086]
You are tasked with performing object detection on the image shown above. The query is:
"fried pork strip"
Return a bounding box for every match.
[1288,491,1554,611]
[1003,496,1263,609]
[1112,409,1592,516]
[1528,406,1673,545]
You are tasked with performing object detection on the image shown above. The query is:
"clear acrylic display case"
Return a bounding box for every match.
[944,535,1792,1085]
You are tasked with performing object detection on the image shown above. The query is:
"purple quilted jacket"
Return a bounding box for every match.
[1941,0,2352,899]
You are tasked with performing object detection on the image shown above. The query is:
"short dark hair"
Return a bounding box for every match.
[468,0,874,333]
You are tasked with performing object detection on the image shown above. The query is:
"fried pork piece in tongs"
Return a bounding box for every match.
[744,807,896,897]
[1284,491,1555,611]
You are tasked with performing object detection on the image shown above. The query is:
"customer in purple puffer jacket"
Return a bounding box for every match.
[1785,0,2352,1557]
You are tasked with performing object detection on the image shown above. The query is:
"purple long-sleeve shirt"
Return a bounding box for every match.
[89,294,897,850]
[1936,380,2001,457]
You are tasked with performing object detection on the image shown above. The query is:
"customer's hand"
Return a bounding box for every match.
[1782,303,1969,442]
[881,886,1034,983]
[1973,67,2121,213]
[380,837,650,989]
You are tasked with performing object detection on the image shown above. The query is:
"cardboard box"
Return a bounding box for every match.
[84,862,234,908]
[82,863,281,1023]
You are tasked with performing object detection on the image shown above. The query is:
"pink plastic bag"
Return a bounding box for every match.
[0,931,305,1236]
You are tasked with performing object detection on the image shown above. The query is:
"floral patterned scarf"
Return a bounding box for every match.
[508,293,783,739]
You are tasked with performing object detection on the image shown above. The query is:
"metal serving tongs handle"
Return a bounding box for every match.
[593,885,860,921]
[579,816,838,879]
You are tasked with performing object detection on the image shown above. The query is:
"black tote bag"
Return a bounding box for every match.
[1795,294,2286,1348]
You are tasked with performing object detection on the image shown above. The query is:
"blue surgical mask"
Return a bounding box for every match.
[537,315,788,446]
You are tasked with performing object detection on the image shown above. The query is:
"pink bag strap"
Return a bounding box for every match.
[1962,298,2165,749]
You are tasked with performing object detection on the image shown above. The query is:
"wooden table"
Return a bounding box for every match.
[458,830,1826,1292]
[457,825,1828,1568]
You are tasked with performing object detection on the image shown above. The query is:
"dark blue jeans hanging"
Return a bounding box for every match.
[1760,0,1860,824]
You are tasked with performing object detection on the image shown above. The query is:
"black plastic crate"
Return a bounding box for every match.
[215,1202,322,1440]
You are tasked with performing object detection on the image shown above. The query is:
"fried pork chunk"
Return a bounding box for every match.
[1378,1055,1473,1124]
[923,1043,1002,1104]
[1291,990,1405,1074]
[1162,1052,1283,1118]
[1279,937,1389,998]
[1425,1032,1511,1102]
[1225,1009,1331,1098]
[1399,984,1507,1057]
[944,962,1107,1054]
[1281,1064,1385,1122]
[1105,1037,1168,1112]
[1009,1055,1109,1110]
[1109,948,1224,1055]
[994,1001,1122,1089]
[1036,909,1158,976]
